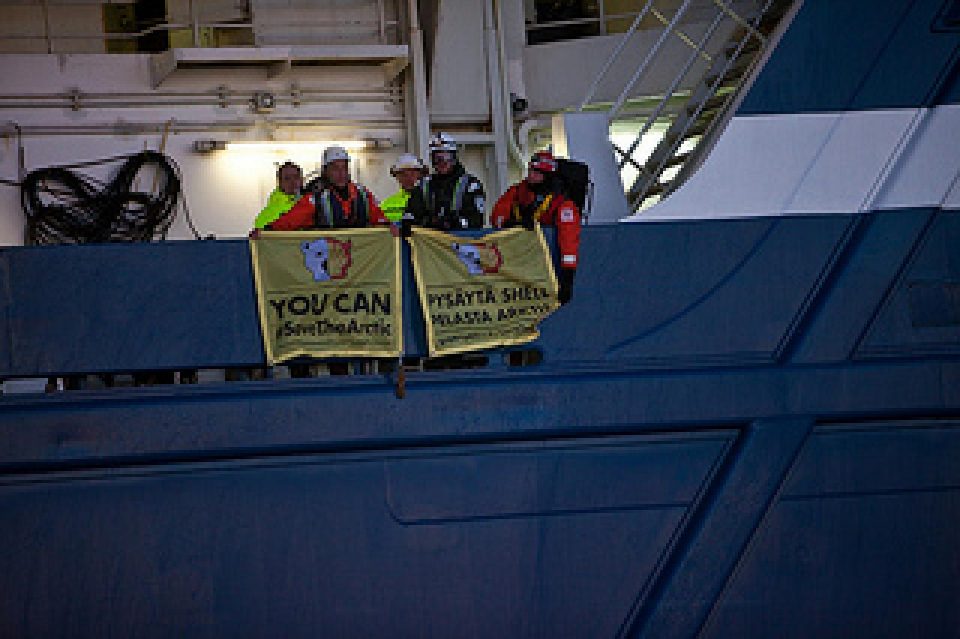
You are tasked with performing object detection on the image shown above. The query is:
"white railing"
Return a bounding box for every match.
[624,0,784,208]
[617,6,726,168]
[0,0,401,53]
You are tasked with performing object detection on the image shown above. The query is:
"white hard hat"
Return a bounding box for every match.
[428,132,457,153]
[391,153,426,175]
[322,145,350,166]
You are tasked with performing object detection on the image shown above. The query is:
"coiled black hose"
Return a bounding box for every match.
[20,150,200,245]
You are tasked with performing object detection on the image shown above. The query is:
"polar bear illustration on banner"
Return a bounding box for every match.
[452,242,503,275]
[301,238,352,281]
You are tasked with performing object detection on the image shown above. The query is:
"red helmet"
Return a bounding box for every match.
[528,151,557,173]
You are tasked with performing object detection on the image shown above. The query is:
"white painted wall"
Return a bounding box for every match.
[0,52,407,245]
[427,0,489,123]
[0,4,106,54]
[498,0,529,107]
[0,131,494,246]
[252,0,400,45]
[553,112,630,224]
[0,47,502,246]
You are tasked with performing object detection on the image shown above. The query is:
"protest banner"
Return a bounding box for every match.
[408,226,560,356]
[251,228,402,363]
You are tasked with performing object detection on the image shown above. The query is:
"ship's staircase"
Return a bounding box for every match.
[569,0,797,216]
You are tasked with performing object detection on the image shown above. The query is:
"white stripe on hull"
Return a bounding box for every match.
[626,104,960,221]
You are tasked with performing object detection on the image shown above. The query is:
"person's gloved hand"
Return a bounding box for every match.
[558,268,575,305]
[522,213,535,231]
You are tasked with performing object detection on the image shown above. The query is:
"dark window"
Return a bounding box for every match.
[528,0,601,45]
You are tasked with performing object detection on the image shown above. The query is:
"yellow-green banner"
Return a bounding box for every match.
[250,228,402,363]
[408,226,560,356]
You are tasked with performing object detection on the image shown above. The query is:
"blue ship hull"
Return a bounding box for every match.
[2,0,960,636]
[3,209,959,637]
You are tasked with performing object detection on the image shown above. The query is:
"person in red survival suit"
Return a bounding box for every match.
[491,150,580,304]
[267,145,388,230]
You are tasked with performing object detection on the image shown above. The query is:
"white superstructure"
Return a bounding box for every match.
[0,0,795,244]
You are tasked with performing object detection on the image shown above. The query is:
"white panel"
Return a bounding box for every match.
[252,0,390,45]
[877,104,960,210]
[784,108,916,214]
[628,109,924,221]
[629,113,838,220]
[0,185,21,246]
[429,1,489,122]
[553,112,630,224]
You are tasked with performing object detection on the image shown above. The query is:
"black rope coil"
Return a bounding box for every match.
[20,150,198,245]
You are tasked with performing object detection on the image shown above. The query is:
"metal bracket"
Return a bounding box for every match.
[216,86,229,109]
[67,89,82,112]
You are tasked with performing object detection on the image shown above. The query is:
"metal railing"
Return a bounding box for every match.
[553,0,789,211]
[608,0,696,118]
[624,0,786,209]
[527,0,740,47]
[616,6,726,168]
[0,0,401,53]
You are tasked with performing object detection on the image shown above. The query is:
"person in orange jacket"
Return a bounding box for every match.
[267,145,388,230]
[491,150,581,303]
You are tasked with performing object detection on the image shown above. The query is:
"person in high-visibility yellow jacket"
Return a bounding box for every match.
[381,153,427,222]
[253,161,303,229]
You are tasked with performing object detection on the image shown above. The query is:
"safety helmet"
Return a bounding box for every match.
[322,145,350,166]
[528,150,557,173]
[428,132,458,154]
[390,153,426,175]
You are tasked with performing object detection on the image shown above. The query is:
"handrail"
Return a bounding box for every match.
[649,6,712,62]
[578,0,657,112]
[627,0,779,204]
[2,1,400,52]
[609,0,695,119]
[712,0,767,43]
[618,6,726,170]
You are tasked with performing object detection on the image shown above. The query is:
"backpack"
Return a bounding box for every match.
[554,158,591,218]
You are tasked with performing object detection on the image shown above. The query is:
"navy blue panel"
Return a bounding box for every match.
[702,422,960,638]
[0,434,708,638]
[790,209,934,363]
[0,215,854,377]
[537,218,760,364]
[785,420,960,496]
[520,214,848,368]
[851,0,960,109]
[857,209,960,358]
[0,240,264,375]
[385,434,731,522]
[548,216,849,366]
[740,0,960,114]
[2,358,957,471]
[625,417,812,639]
[940,51,960,103]
[9,210,960,378]
[703,492,960,638]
